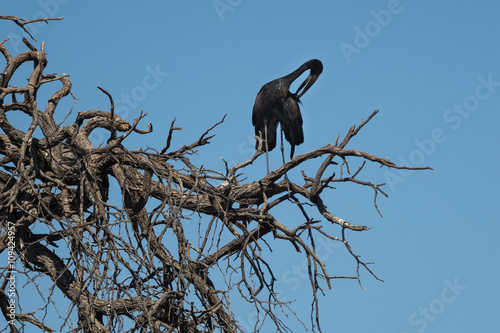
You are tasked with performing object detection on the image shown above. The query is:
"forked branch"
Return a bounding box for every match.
[0,16,430,333]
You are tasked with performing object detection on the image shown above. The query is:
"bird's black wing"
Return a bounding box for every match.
[252,87,279,151]
[281,94,304,158]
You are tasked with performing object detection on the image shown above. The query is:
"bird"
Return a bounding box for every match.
[252,59,323,165]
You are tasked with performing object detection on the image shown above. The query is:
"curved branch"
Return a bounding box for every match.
[0,29,430,333]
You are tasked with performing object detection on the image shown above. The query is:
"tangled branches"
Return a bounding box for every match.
[0,17,429,333]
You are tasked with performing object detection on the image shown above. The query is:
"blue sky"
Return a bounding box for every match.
[1,1,499,332]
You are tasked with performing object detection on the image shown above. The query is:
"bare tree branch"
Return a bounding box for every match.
[0,16,429,333]
[0,15,63,41]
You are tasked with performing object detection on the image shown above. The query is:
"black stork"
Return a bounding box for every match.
[252,59,323,167]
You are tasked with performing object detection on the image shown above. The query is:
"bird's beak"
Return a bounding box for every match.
[295,74,319,98]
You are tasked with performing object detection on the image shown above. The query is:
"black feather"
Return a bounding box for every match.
[252,59,322,159]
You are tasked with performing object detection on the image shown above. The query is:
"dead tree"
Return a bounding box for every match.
[0,16,429,333]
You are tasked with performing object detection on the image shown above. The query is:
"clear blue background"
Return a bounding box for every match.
[1,1,499,332]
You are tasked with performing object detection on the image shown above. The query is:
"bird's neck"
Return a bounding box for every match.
[280,63,310,83]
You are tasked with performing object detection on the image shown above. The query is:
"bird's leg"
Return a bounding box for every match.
[264,124,270,174]
[280,128,286,166]
[280,129,291,196]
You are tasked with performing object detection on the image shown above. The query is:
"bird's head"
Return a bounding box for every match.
[296,59,323,98]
